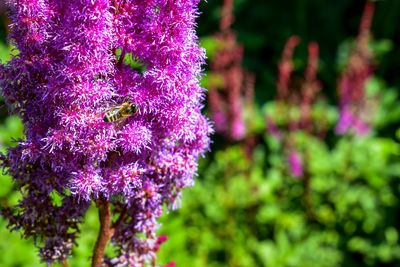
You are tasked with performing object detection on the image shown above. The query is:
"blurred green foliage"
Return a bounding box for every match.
[1,1,400,267]
[155,1,400,266]
[156,133,400,266]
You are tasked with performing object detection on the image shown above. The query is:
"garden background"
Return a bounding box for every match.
[1,0,400,266]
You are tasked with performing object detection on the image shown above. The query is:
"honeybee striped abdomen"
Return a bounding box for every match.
[103,102,138,123]
[103,109,122,122]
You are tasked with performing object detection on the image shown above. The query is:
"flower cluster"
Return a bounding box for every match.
[0,0,211,265]
[274,36,322,133]
[207,0,254,141]
[336,1,375,135]
[266,36,322,178]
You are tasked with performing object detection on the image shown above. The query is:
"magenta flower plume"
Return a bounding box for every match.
[207,0,254,142]
[335,1,375,135]
[0,0,212,265]
[288,151,303,178]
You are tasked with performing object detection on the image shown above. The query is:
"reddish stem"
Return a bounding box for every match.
[302,152,315,222]
[112,205,127,229]
[117,50,126,70]
[91,199,115,267]
[62,260,70,267]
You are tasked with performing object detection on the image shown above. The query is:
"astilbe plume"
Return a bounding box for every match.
[0,0,211,266]
[287,151,303,178]
[265,36,323,220]
[336,1,375,135]
[267,36,322,178]
[208,0,255,141]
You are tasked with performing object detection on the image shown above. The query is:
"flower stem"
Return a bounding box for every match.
[91,199,115,267]
[303,169,314,221]
[62,260,70,267]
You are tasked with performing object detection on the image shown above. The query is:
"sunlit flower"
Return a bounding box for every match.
[0,0,211,264]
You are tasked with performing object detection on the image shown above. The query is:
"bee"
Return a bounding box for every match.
[103,101,139,123]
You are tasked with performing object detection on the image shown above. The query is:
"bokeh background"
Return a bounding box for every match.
[1,0,400,266]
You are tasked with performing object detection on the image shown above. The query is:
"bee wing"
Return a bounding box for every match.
[105,105,123,112]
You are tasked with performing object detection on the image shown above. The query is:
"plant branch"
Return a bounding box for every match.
[112,205,127,230]
[117,50,126,70]
[91,199,115,267]
[303,170,314,220]
[62,259,70,267]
